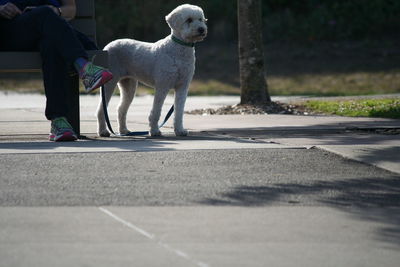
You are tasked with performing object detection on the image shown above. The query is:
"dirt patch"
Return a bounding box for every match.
[186,101,310,115]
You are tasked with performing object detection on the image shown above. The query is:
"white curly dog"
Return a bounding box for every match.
[96,4,207,137]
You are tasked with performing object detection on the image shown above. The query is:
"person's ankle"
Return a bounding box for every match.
[74,57,89,77]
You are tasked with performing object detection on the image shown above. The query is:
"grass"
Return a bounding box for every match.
[189,80,239,95]
[303,98,400,119]
[268,71,400,96]
[1,71,399,97]
[187,70,400,96]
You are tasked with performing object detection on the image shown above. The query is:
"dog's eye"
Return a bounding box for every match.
[186,18,193,24]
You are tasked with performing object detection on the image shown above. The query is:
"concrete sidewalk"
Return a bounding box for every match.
[0,91,399,173]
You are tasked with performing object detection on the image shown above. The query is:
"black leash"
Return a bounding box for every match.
[101,85,174,136]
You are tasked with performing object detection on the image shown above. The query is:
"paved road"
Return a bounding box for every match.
[0,148,398,206]
[1,147,400,267]
[0,92,399,266]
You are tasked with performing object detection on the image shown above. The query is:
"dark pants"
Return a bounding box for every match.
[0,6,97,120]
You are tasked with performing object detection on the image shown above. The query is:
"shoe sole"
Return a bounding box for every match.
[85,71,113,93]
[49,131,78,142]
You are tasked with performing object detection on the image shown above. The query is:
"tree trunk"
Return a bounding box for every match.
[238,0,271,104]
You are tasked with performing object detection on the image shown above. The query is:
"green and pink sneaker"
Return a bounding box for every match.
[49,117,77,142]
[80,62,113,93]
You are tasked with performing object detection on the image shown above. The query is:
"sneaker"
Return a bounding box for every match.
[49,117,78,142]
[80,62,113,93]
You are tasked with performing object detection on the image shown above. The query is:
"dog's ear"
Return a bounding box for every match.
[165,8,181,31]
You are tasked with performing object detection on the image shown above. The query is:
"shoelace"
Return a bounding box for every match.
[84,62,103,77]
[52,118,72,131]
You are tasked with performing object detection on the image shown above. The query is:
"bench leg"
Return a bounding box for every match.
[66,72,80,138]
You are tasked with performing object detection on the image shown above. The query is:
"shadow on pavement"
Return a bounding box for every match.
[206,121,400,170]
[200,175,400,247]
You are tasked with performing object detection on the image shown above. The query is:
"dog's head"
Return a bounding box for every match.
[166,4,207,43]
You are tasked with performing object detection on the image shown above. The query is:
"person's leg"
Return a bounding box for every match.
[0,6,87,62]
[0,7,112,140]
[1,6,112,94]
[0,9,74,141]
[0,7,87,120]
[39,34,70,120]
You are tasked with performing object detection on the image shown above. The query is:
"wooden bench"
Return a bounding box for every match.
[0,0,107,137]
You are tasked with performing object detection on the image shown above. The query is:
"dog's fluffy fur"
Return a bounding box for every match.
[96,4,207,137]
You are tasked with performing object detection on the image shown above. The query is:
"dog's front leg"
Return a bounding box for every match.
[149,87,169,136]
[174,86,189,136]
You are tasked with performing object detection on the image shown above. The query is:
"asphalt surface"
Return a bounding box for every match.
[0,148,398,206]
[1,147,400,267]
[0,92,399,267]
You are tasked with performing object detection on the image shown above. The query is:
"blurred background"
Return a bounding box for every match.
[1,0,399,97]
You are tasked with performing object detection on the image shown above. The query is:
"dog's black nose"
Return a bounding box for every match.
[198,27,205,34]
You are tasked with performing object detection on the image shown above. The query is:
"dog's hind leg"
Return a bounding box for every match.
[96,78,118,137]
[117,78,138,134]
[149,87,170,136]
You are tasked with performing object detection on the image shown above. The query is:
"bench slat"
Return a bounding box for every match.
[0,51,108,72]
[0,52,41,72]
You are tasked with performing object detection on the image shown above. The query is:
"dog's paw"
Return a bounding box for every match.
[119,128,131,135]
[150,129,162,137]
[175,128,188,136]
[98,130,111,137]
